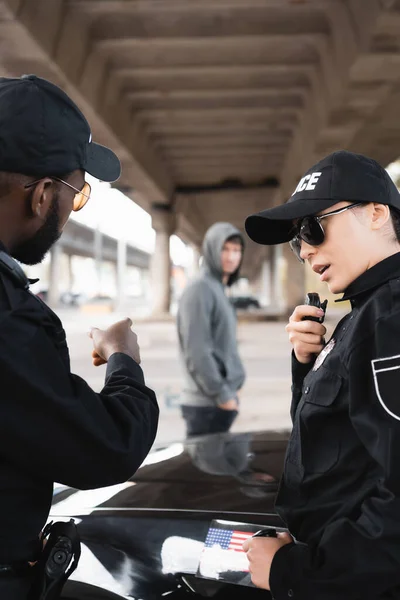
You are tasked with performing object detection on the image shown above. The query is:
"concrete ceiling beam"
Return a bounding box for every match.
[125,87,308,111]
[96,34,324,69]
[171,171,281,181]
[128,92,305,112]
[155,143,290,153]
[113,64,316,93]
[173,169,280,177]
[171,163,282,172]
[68,0,336,13]
[164,149,286,157]
[136,106,302,122]
[155,135,290,144]
[74,4,329,40]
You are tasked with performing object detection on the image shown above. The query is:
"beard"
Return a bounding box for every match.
[12,191,62,265]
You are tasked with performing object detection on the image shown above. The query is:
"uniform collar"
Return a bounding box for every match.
[0,239,39,287]
[336,252,400,305]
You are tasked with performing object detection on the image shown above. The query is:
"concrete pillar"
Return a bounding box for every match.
[48,243,62,308]
[67,254,74,292]
[150,205,176,315]
[248,263,263,302]
[141,268,151,305]
[94,226,102,295]
[116,238,127,311]
[283,243,306,314]
[248,250,273,307]
[269,245,281,309]
[190,245,201,277]
[259,259,270,307]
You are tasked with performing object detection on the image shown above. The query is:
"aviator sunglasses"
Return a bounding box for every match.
[24,177,91,212]
[289,202,363,263]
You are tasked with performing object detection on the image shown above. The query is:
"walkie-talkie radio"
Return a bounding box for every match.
[302,292,328,323]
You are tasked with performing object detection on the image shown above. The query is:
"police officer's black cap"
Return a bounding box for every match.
[245,150,400,245]
[0,74,121,181]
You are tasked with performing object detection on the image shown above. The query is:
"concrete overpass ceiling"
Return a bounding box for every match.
[1,0,400,247]
[313,0,400,170]
[0,0,174,208]
[70,0,391,229]
[67,0,332,203]
[175,187,277,243]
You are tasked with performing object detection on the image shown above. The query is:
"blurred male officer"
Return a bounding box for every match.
[0,75,159,599]
[243,150,400,599]
[177,222,246,437]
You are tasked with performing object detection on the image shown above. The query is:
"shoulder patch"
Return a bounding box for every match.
[372,355,400,420]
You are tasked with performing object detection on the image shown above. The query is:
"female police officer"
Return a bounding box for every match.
[243,150,400,600]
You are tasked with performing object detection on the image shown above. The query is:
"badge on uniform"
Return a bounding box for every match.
[312,338,336,371]
[372,355,400,420]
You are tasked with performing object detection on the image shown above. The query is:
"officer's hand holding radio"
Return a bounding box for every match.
[285,293,327,364]
[89,318,141,366]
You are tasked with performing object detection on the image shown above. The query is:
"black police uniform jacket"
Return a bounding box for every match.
[270,252,400,600]
[0,245,159,565]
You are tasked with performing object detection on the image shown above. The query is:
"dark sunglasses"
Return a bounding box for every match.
[24,177,91,212]
[289,202,363,263]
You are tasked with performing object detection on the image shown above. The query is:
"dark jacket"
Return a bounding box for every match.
[177,222,246,407]
[271,252,400,600]
[0,246,159,564]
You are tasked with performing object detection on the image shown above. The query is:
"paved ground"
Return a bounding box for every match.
[60,306,348,446]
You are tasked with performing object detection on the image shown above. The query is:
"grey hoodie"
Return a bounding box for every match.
[177,222,246,407]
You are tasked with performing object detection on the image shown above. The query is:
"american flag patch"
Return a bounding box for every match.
[204,528,253,553]
[198,519,284,587]
[198,523,257,579]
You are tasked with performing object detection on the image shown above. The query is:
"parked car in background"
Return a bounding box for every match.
[229,295,261,311]
[60,292,86,307]
[52,429,290,599]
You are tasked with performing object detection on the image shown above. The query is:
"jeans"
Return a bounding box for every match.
[181,404,238,437]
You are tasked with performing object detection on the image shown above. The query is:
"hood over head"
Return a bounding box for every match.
[202,222,244,286]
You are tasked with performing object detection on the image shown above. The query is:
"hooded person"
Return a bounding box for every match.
[177,222,246,437]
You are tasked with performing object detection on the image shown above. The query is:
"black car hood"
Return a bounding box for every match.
[50,430,290,600]
[52,430,290,515]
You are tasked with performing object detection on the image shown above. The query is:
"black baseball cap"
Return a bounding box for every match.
[0,74,121,181]
[245,150,400,245]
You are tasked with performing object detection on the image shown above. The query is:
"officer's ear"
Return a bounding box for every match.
[27,178,54,219]
[370,203,391,232]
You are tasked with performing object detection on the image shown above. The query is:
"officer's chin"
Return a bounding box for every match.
[326,281,345,295]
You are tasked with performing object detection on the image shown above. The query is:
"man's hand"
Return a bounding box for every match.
[88,318,141,366]
[285,305,326,364]
[243,532,293,590]
[218,398,238,411]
